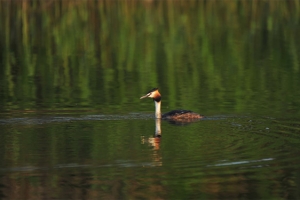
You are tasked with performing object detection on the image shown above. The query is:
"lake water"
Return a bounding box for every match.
[1,1,300,199]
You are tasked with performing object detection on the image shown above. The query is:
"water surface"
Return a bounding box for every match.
[1,0,300,199]
[1,113,300,199]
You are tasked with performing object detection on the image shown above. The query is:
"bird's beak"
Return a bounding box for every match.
[140,93,150,99]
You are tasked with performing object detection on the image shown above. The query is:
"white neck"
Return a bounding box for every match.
[154,101,162,119]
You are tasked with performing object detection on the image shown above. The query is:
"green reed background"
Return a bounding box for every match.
[0,0,300,115]
[1,2,300,198]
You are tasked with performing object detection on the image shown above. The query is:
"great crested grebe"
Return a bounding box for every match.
[140,88,203,120]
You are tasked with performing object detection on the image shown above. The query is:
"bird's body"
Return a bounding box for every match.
[140,88,203,120]
[162,109,201,119]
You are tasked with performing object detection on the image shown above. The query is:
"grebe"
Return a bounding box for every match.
[140,88,203,120]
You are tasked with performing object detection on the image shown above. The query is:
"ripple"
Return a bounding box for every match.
[0,113,154,125]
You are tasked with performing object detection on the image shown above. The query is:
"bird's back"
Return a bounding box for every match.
[162,110,202,120]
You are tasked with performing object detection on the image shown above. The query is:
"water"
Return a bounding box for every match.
[1,0,300,199]
[1,114,300,199]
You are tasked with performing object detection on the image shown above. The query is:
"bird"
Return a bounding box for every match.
[140,88,203,120]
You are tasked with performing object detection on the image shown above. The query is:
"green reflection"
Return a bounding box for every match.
[1,117,300,199]
[0,0,299,116]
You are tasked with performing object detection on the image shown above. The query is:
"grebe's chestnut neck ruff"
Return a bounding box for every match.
[140,88,203,120]
[140,88,162,118]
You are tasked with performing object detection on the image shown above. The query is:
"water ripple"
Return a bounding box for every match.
[0,113,154,125]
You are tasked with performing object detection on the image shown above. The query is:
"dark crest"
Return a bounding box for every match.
[147,88,158,93]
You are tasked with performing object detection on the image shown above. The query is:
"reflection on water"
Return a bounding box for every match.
[0,114,300,199]
[208,157,274,167]
[141,119,161,149]
[0,113,152,125]
[1,0,300,199]
[141,119,162,166]
[1,1,300,117]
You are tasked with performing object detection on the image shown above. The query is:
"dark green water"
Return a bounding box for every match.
[1,1,300,199]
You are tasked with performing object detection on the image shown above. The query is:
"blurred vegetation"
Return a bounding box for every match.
[0,0,300,116]
[1,1,300,198]
[1,115,300,199]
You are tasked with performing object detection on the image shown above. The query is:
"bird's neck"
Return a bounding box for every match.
[154,100,162,119]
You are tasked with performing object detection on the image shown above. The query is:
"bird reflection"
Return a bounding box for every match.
[149,119,162,150]
[141,119,162,150]
[141,118,200,151]
[141,118,202,167]
[140,119,162,166]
